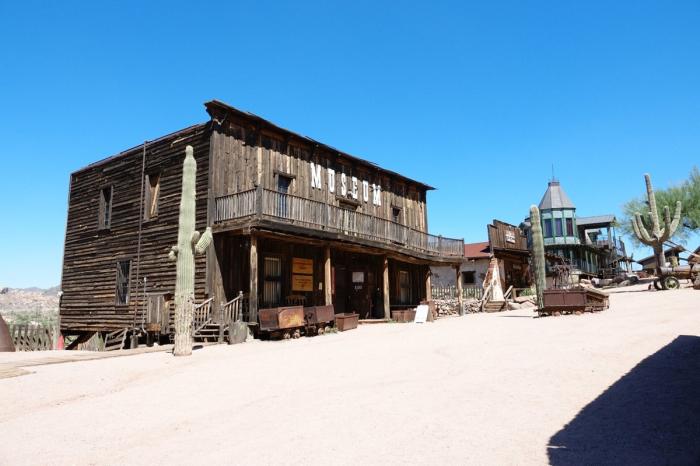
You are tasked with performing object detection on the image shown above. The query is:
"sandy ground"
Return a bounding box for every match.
[1,283,699,465]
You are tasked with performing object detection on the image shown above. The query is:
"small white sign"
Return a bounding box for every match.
[414,305,429,324]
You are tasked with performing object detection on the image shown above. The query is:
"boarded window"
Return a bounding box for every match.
[566,218,574,236]
[115,260,131,305]
[263,257,282,307]
[555,218,563,237]
[398,270,411,304]
[144,173,160,220]
[543,219,553,238]
[98,186,113,230]
[392,207,402,224]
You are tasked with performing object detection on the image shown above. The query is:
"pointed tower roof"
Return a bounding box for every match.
[538,180,575,210]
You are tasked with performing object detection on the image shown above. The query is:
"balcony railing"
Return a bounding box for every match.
[215,188,464,258]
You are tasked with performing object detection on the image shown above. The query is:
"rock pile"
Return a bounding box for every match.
[432,298,482,317]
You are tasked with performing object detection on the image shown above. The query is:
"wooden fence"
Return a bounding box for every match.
[9,324,58,351]
[431,285,484,301]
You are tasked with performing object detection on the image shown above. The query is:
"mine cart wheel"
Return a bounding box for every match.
[317,326,325,335]
[664,276,680,290]
[553,311,562,317]
[324,326,332,333]
[283,331,291,340]
[574,310,583,316]
[293,329,301,339]
[653,279,664,291]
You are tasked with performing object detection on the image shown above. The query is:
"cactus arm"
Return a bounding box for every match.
[668,201,682,236]
[633,214,654,245]
[191,230,201,246]
[644,174,662,238]
[195,227,213,255]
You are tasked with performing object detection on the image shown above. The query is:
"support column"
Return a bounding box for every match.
[249,235,258,323]
[456,264,464,316]
[383,257,390,319]
[425,268,432,301]
[324,246,332,306]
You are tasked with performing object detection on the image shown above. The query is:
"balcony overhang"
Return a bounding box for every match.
[213,188,464,264]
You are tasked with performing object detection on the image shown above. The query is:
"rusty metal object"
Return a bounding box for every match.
[335,313,359,331]
[304,305,335,336]
[0,314,15,352]
[258,306,305,340]
[540,288,609,317]
[391,309,417,323]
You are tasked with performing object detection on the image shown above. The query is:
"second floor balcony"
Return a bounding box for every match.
[214,187,464,260]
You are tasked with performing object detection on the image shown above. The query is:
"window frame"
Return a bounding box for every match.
[554,218,563,237]
[115,259,131,306]
[543,219,553,238]
[144,172,161,221]
[98,185,113,230]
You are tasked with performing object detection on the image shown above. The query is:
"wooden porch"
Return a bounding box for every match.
[213,187,464,260]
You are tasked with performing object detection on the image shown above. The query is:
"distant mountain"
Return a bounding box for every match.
[0,286,60,314]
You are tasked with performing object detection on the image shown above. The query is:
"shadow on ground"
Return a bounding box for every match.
[548,335,700,466]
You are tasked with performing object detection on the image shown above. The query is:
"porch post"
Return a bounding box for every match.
[249,234,259,323]
[425,267,432,301]
[324,245,332,306]
[456,264,464,316]
[383,256,390,319]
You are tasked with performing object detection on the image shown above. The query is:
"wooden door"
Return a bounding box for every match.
[348,268,371,318]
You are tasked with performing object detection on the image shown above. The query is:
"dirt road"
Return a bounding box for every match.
[1,284,698,465]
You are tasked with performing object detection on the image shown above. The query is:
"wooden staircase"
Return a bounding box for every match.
[191,293,248,343]
[483,300,506,313]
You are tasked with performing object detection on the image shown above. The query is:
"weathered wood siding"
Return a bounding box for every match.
[209,118,429,232]
[60,124,211,332]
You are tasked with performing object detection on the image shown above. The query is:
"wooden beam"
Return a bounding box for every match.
[383,257,390,319]
[249,234,259,323]
[324,246,332,306]
[456,264,464,316]
[425,268,432,301]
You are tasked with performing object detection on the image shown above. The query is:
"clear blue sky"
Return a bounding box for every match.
[1,1,698,288]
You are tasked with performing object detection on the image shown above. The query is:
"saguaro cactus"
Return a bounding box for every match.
[631,174,682,278]
[169,145,212,357]
[530,205,546,309]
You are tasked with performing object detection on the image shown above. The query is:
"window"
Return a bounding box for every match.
[115,260,131,305]
[263,257,283,307]
[144,173,160,221]
[566,218,574,236]
[555,218,563,237]
[277,175,292,217]
[398,270,411,305]
[462,271,475,285]
[392,207,402,224]
[543,219,553,238]
[98,186,113,230]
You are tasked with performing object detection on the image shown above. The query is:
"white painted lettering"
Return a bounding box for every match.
[327,168,335,193]
[372,184,382,206]
[362,180,369,202]
[351,177,359,199]
[310,163,322,189]
[341,173,347,196]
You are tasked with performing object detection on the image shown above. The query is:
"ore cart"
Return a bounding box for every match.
[540,288,609,317]
[258,306,305,340]
[303,305,335,336]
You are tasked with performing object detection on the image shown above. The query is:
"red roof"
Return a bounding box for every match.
[464,241,491,259]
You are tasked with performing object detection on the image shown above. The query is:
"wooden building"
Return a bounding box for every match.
[59,100,464,339]
[521,179,630,280]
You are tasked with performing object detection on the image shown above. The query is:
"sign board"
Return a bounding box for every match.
[292,274,314,292]
[352,271,365,283]
[414,305,429,324]
[292,258,314,275]
[505,231,516,244]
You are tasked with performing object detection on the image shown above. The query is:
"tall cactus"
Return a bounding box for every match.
[631,174,682,277]
[530,205,546,309]
[169,145,212,357]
